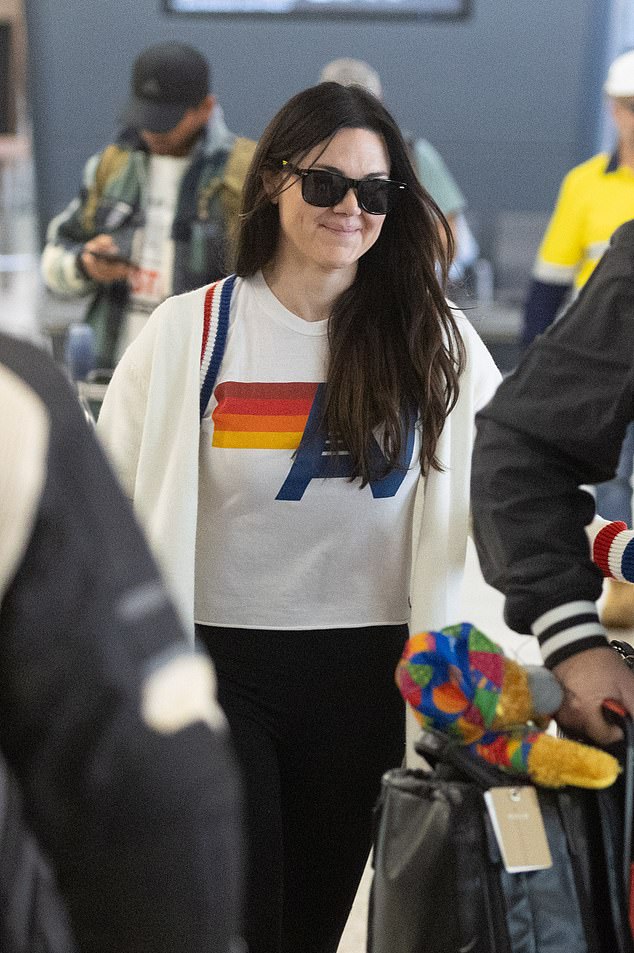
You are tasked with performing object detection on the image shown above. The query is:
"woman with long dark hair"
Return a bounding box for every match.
[98,81,500,953]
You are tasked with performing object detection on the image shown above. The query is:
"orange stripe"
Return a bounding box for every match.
[213,413,308,432]
[212,431,303,449]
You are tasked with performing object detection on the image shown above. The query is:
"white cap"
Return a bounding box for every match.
[319,58,383,100]
[604,50,634,97]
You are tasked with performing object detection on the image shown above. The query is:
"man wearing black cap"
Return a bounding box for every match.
[41,42,254,370]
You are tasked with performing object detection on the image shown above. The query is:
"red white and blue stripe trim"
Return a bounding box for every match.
[533,517,634,666]
[200,274,236,420]
[588,517,634,582]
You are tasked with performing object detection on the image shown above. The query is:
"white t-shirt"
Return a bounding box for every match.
[118,154,190,359]
[195,272,421,630]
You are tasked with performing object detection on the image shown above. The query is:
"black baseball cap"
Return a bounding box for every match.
[124,42,210,134]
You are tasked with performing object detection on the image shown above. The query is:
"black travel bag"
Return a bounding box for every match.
[368,709,634,953]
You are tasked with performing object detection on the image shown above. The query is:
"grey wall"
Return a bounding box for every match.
[26,0,611,259]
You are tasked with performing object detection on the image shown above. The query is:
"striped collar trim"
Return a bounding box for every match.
[200,274,236,420]
[200,277,226,380]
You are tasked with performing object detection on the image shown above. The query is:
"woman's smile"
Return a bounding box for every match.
[272,126,390,276]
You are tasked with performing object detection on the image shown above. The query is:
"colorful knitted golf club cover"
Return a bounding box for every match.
[395,621,508,745]
[396,622,620,788]
[473,729,619,789]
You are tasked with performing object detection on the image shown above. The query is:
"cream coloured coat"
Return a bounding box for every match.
[97,278,501,753]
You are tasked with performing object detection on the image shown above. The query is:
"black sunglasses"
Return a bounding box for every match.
[282,161,406,215]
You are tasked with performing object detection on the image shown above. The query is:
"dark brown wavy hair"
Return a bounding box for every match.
[234,82,466,484]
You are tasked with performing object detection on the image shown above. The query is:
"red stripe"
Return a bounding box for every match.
[200,283,217,365]
[214,381,319,401]
[593,521,627,577]
[216,397,314,416]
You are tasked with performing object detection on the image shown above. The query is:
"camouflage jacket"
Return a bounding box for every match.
[41,117,255,368]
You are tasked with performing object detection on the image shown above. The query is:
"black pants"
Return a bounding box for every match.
[197,623,408,953]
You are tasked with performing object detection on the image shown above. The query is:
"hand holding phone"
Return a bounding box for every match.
[80,237,135,283]
[89,248,131,266]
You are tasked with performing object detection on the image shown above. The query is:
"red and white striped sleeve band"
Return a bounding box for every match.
[532,600,609,668]
[587,518,634,582]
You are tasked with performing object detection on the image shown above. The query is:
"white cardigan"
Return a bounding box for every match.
[98,277,501,646]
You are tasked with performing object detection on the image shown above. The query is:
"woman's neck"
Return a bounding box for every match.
[261,260,356,323]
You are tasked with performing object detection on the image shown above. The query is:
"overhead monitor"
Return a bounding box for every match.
[164,0,468,18]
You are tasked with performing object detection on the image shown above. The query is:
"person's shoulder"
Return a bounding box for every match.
[446,302,482,346]
[80,139,138,191]
[412,137,447,170]
[446,303,502,386]
[200,131,257,183]
[0,340,55,599]
[563,152,611,186]
[610,218,634,249]
[162,282,213,309]
[0,334,83,421]
[412,137,439,158]
[143,277,240,344]
[89,134,139,167]
[0,337,53,433]
[594,219,634,282]
[159,276,238,317]
[150,282,214,323]
[199,120,236,161]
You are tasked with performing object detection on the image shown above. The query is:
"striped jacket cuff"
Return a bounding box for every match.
[532,601,609,668]
[587,517,634,582]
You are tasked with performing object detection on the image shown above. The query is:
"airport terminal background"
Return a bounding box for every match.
[3,0,634,949]
[5,0,634,366]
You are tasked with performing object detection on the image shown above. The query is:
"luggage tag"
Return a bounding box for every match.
[484,786,553,873]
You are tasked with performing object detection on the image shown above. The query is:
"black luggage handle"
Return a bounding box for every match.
[601,699,634,906]
[414,727,512,789]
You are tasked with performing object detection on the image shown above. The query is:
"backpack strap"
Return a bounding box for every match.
[82,144,130,233]
[220,137,257,225]
[199,274,236,420]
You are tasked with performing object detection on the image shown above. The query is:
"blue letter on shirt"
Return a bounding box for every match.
[276,384,416,501]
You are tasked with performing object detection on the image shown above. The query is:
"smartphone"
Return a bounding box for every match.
[89,248,132,266]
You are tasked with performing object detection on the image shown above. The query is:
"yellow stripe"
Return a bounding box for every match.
[212,430,303,449]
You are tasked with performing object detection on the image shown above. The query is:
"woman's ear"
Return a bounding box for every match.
[262,169,280,204]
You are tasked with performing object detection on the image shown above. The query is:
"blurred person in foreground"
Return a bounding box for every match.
[471,219,634,747]
[96,81,500,952]
[0,331,242,952]
[41,41,254,370]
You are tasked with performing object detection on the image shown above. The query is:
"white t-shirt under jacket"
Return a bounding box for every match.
[195,273,421,629]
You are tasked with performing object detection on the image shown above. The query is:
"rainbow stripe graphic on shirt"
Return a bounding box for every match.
[211,381,319,449]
